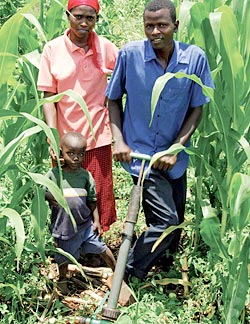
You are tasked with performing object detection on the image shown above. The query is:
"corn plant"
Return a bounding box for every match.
[179,2,250,322]
[152,1,249,323]
[0,1,93,319]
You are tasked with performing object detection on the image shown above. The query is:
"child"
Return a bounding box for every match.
[45,132,116,294]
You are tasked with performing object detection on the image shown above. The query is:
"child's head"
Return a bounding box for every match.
[60,132,87,171]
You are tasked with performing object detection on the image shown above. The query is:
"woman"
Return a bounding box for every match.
[37,0,118,231]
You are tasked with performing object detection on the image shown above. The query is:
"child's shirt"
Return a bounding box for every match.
[45,167,97,240]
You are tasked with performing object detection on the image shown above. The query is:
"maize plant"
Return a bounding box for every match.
[152,1,250,323]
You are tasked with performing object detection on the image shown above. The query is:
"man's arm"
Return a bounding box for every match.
[108,98,132,162]
[153,106,203,171]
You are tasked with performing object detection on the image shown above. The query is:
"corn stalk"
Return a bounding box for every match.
[152,1,249,323]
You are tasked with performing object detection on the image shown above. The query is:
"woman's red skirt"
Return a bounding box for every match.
[82,145,117,231]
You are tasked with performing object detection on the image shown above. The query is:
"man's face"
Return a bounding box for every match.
[144,8,179,50]
[68,5,97,41]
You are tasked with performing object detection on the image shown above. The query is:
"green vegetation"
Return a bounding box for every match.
[0,0,249,323]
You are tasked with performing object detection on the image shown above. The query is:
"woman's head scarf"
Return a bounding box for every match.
[67,0,100,13]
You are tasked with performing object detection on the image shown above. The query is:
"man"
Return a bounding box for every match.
[106,0,214,279]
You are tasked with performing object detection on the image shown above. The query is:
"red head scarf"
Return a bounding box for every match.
[67,0,100,13]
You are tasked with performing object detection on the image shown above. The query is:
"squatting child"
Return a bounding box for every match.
[45,132,116,293]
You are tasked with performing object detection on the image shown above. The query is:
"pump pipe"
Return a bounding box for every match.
[102,152,151,320]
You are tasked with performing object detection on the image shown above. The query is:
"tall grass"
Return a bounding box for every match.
[152,1,250,323]
[181,3,249,323]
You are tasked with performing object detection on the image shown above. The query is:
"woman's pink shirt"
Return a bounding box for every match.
[37,29,118,150]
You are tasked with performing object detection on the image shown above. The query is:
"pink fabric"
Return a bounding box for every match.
[67,0,100,13]
[37,29,118,151]
[82,145,117,231]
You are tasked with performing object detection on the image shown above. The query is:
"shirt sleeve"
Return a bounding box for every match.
[105,49,126,99]
[37,44,58,93]
[105,40,118,72]
[189,51,214,108]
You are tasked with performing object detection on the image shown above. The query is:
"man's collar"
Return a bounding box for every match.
[144,40,189,66]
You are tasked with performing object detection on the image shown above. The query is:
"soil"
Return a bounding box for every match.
[38,234,123,323]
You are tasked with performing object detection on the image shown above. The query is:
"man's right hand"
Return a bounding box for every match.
[112,137,132,163]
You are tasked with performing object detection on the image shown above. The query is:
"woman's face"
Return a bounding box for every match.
[68,5,97,42]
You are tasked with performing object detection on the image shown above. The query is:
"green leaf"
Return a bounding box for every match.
[228,173,250,232]
[0,283,22,303]
[0,0,38,89]
[177,1,196,41]
[151,220,192,253]
[229,129,250,162]
[200,210,229,260]
[1,208,25,272]
[0,53,18,89]
[116,315,133,324]
[209,7,245,129]
[150,72,214,126]
[0,125,41,176]
[31,187,48,261]
[38,90,95,141]
[45,0,68,39]
[224,235,250,324]
[21,112,60,157]
[201,199,217,219]
[0,237,12,247]
[21,13,47,43]
[142,143,187,182]
[190,3,208,49]
[55,248,88,281]
[9,182,32,210]
[150,72,174,126]
[27,172,77,231]
[19,58,40,103]
[23,49,41,69]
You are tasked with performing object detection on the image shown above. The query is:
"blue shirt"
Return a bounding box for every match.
[106,40,214,179]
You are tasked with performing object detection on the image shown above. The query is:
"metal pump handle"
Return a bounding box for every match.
[130,152,151,161]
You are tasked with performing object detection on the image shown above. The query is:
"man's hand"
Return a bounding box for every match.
[112,137,132,163]
[152,154,177,171]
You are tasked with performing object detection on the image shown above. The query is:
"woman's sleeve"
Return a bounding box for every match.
[37,44,57,93]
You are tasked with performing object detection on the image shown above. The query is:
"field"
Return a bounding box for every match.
[0,0,249,323]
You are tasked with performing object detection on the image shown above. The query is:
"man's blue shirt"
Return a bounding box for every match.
[106,39,214,179]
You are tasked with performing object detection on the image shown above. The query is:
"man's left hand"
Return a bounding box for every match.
[152,154,177,171]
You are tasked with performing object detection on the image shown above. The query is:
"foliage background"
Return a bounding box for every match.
[0,0,249,323]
